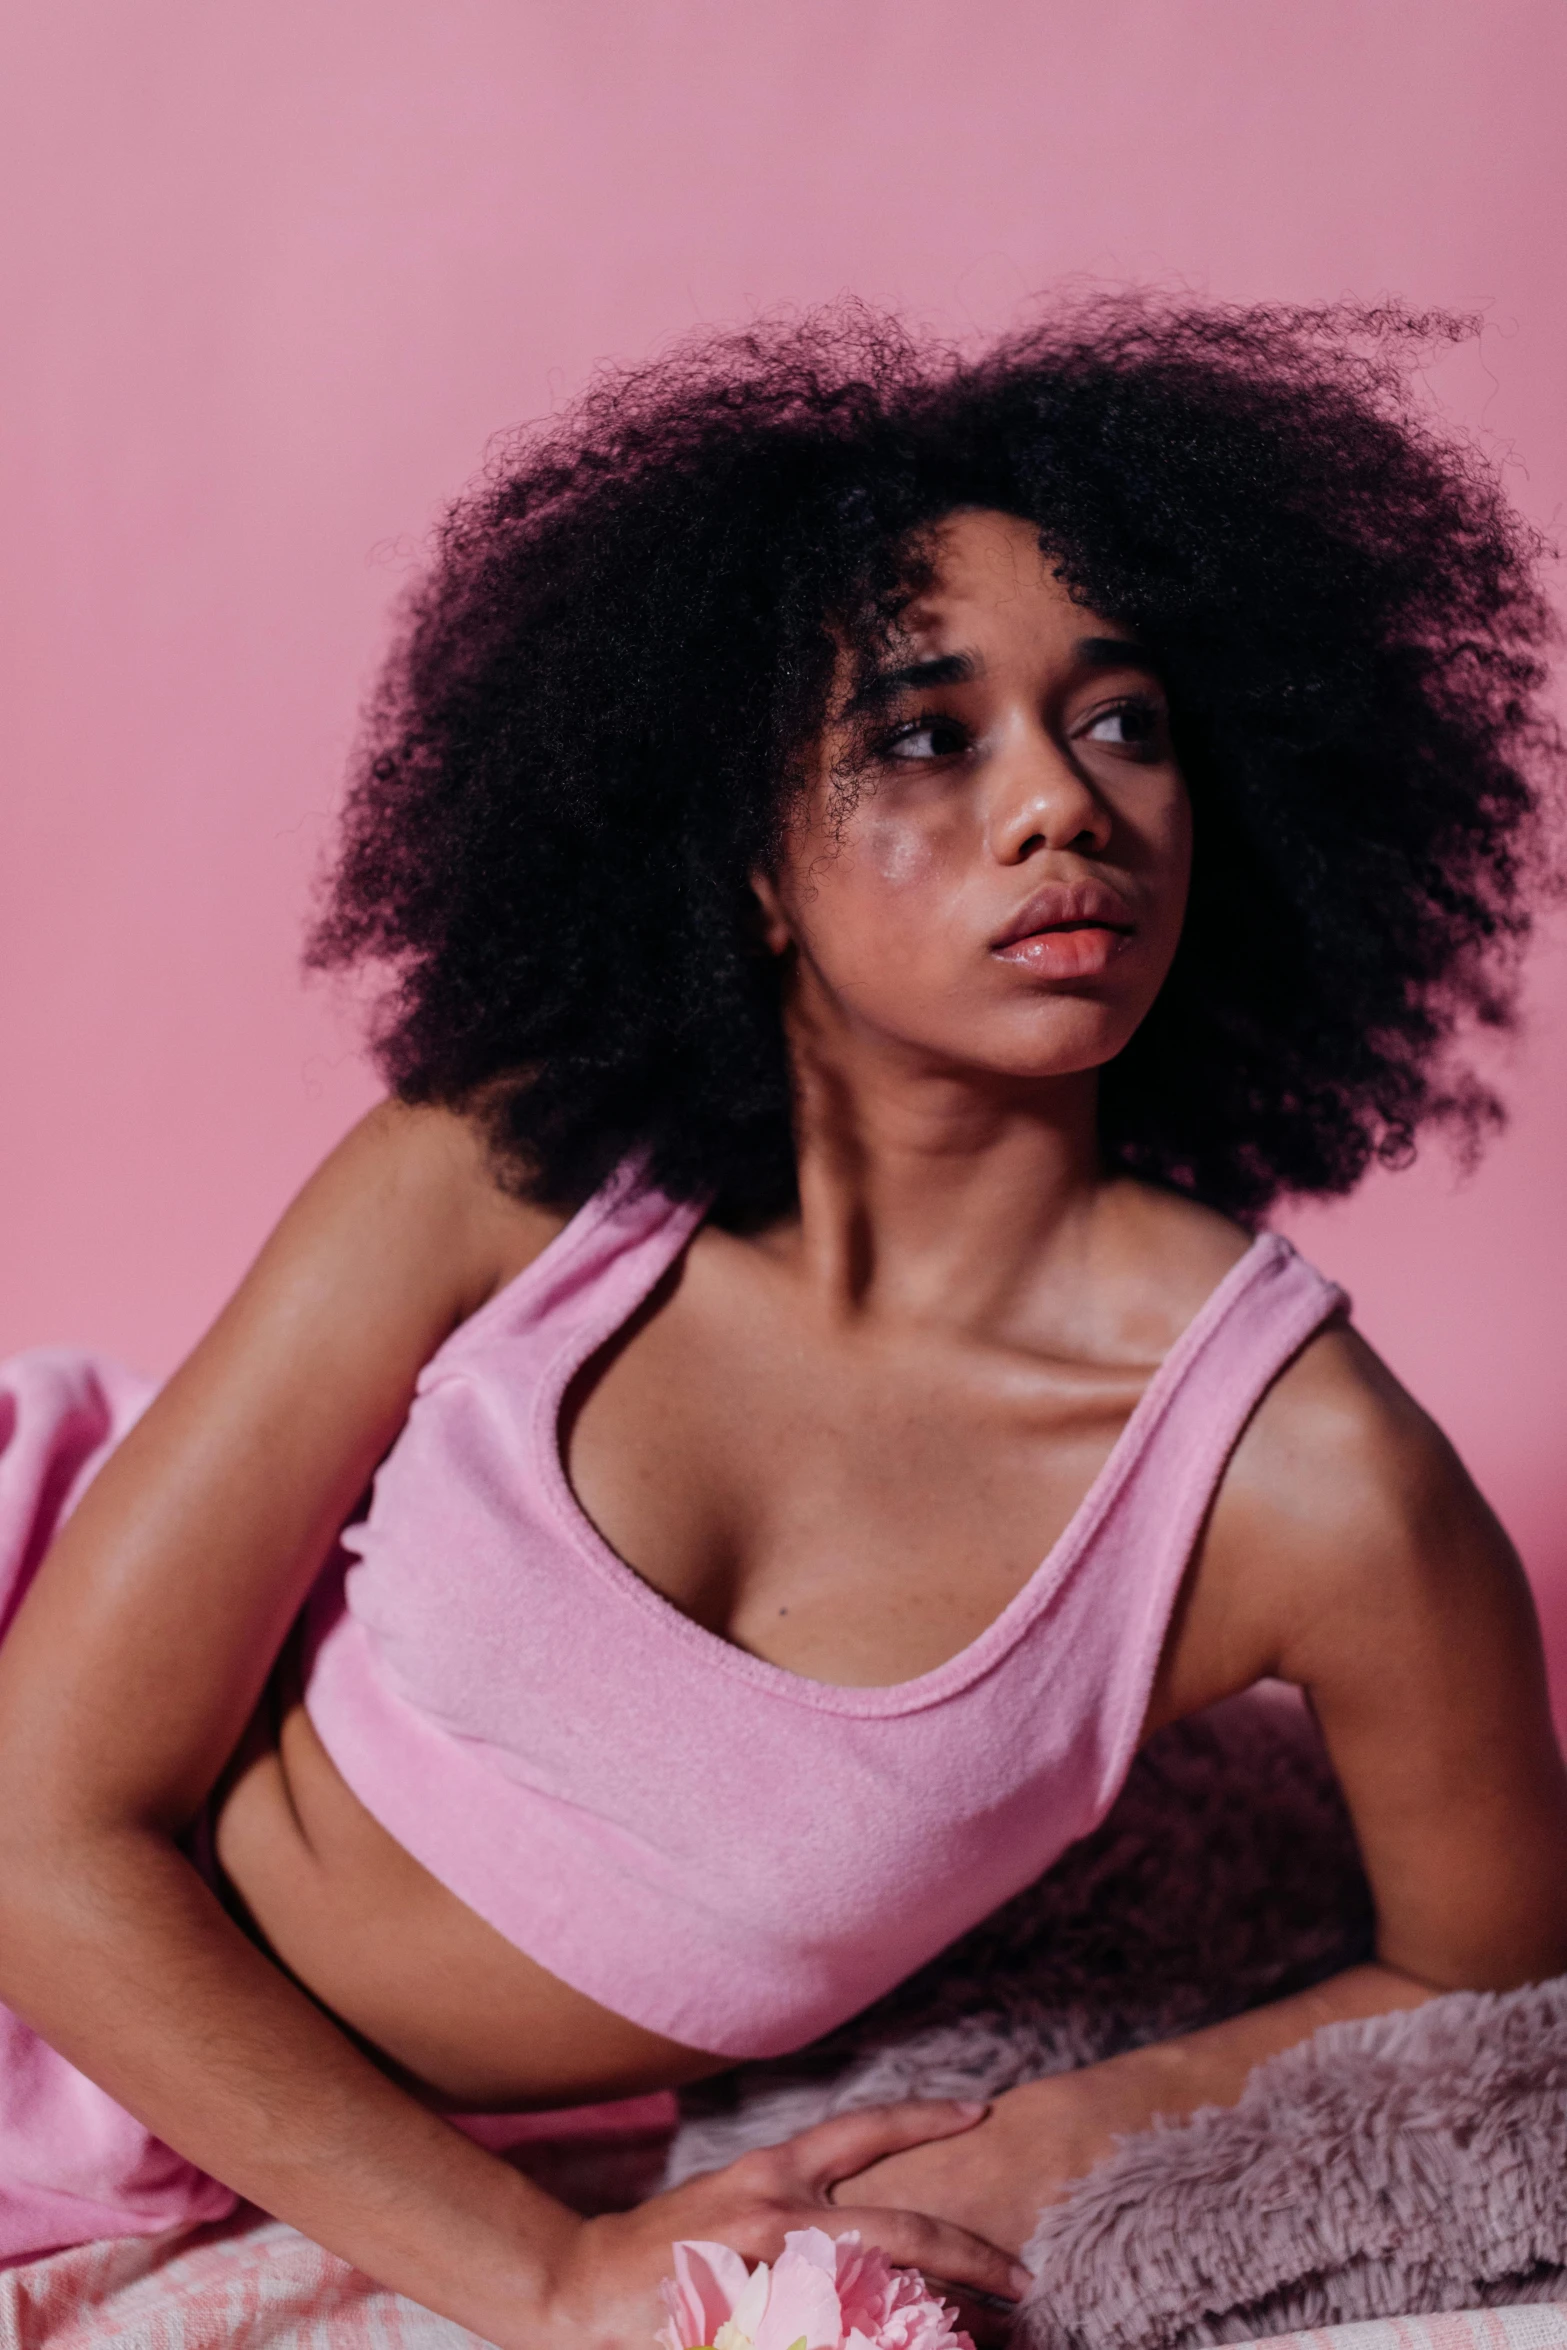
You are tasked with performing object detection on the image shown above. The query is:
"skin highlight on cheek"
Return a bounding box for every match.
[860,811,939,890]
[765,512,1195,1092]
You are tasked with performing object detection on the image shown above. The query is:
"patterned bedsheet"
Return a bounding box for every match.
[0,2211,478,2350]
[2,2210,1563,2350]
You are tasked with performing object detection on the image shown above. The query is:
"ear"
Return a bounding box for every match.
[749,868,795,958]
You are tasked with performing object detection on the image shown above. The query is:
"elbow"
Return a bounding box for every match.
[0,1794,179,1979]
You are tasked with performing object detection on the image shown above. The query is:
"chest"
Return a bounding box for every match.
[561,1258,1158,1686]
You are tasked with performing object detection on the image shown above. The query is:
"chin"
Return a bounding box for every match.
[970,1005,1140,1082]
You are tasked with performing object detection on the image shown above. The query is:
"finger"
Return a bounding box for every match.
[784,2099,991,2192]
[827,2202,1032,2306]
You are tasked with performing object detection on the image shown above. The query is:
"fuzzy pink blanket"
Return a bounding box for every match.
[3,1688,1559,2349]
[2,2208,1564,2350]
[662,1688,1567,2349]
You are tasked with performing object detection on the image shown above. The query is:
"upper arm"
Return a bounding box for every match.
[1160,1321,1567,1992]
[0,1100,563,1845]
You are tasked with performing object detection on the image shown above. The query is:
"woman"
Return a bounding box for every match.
[0,298,1564,2350]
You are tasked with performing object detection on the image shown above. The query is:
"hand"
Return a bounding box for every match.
[839,1973,1451,2261]
[836,2065,1158,2256]
[534,2099,1033,2350]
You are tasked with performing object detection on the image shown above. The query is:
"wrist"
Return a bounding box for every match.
[486,2190,584,2340]
[418,2164,584,2350]
[989,2063,1153,2181]
[997,2037,1222,2159]
[1061,1965,1433,2139]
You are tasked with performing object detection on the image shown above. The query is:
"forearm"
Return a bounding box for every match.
[0,1827,575,2345]
[1083,1960,1434,2133]
[843,1964,1435,2253]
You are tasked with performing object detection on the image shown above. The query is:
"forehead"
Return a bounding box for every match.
[897,508,1102,655]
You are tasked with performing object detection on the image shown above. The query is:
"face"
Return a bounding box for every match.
[753,508,1192,1086]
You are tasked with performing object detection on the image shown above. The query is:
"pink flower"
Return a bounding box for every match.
[656,2229,974,2350]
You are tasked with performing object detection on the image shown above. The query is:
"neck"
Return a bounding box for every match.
[777,1003,1105,1330]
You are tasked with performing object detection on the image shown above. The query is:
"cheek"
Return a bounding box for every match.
[1173,788,1195,870]
[1138,788,1194,922]
[785,814,955,997]
[856,810,940,893]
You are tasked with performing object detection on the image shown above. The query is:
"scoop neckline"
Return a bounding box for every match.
[523,1182,1283,1719]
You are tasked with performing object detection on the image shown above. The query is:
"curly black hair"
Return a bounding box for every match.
[308,297,1561,1225]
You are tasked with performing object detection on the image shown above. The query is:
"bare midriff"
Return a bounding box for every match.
[210,1691,728,2113]
[203,1183,1250,2117]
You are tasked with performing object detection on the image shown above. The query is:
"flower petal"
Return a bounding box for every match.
[663,2241,754,2346]
[781,2227,840,2275]
[729,2259,772,2344]
[753,2239,842,2350]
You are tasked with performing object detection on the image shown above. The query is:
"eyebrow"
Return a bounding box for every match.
[849,634,1160,715]
[847,652,975,712]
[1076,634,1158,671]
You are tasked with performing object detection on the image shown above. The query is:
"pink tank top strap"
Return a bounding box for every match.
[306,1182,1349,2058]
[1036,1231,1347,1819]
[424,1160,708,1381]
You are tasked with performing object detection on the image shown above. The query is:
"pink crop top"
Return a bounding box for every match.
[303,1168,1345,2061]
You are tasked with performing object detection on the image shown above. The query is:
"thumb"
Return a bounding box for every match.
[783,2098,990,2194]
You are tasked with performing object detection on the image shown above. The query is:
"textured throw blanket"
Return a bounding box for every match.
[2,1686,1562,2348]
[662,1686,1567,2348]
[2,2212,1564,2350]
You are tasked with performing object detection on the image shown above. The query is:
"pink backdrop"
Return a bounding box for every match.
[4,3,1566,1686]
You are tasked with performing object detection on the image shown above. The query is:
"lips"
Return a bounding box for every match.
[990,880,1136,981]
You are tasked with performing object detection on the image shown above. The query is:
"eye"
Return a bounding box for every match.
[1078,695,1167,759]
[877,712,971,762]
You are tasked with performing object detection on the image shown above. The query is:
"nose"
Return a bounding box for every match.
[985,721,1113,865]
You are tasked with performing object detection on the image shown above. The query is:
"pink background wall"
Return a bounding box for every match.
[5,4,1567,1682]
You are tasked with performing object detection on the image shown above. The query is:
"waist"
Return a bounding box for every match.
[300,1599,1115,2057]
[210,1660,726,2110]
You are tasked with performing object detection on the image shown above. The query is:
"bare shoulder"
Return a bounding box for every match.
[1224,1318,1476,1579]
[1199,1312,1538,1697]
[1108,1184,1477,1597]
[1205,1317,1567,1991]
[291,1099,566,1300]
[1150,1246,1567,1992]
[1151,1298,1542,1729]
[1104,1179,1255,1353]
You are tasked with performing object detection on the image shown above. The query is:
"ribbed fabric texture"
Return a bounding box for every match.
[0,1182,1343,2252]
[305,1168,1346,2058]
